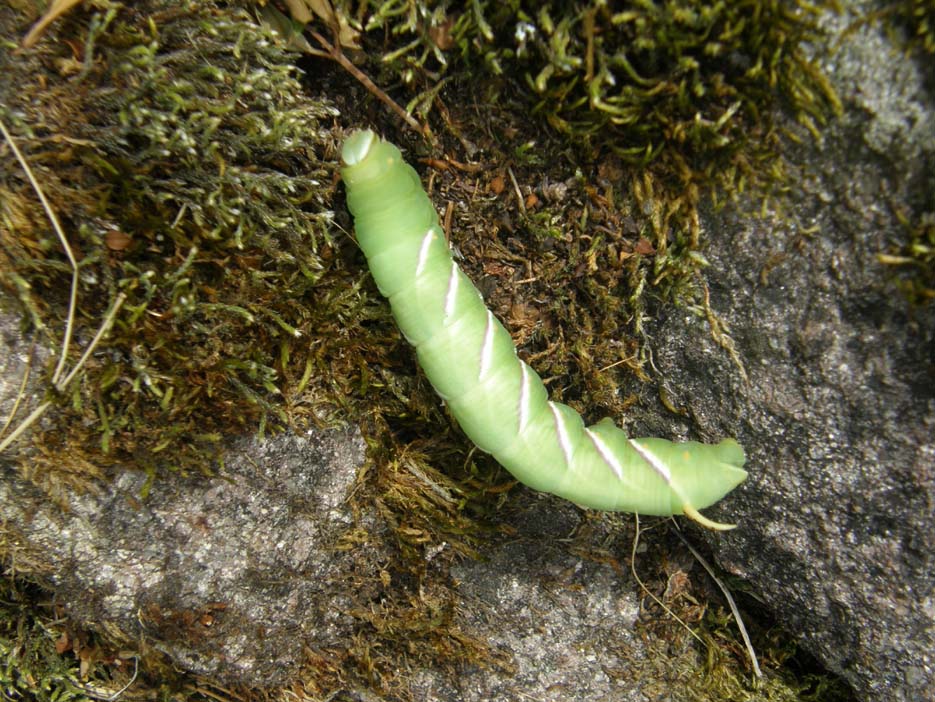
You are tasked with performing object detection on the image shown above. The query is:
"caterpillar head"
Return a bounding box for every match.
[341,129,376,166]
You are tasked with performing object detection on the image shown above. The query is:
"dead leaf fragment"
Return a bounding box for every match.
[634,238,655,255]
[105,229,132,251]
[55,631,71,654]
[285,0,360,50]
[429,18,455,50]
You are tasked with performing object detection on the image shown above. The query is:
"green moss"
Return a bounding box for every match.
[911,0,935,52]
[324,0,840,368]
[0,0,354,485]
[879,211,935,304]
[881,0,935,54]
[0,570,112,701]
[345,0,840,185]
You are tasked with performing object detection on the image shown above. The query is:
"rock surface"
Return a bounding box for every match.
[651,5,935,700]
[0,375,369,687]
[409,510,652,702]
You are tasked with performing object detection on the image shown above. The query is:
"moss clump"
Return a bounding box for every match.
[0,570,113,701]
[883,0,935,54]
[879,211,935,304]
[322,0,840,357]
[0,0,355,486]
[346,0,840,185]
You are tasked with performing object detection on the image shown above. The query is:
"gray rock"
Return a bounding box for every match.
[387,503,744,702]
[0,375,369,687]
[649,4,935,700]
[419,512,648,702]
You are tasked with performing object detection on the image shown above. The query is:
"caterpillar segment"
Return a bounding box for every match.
[341,129,747,530]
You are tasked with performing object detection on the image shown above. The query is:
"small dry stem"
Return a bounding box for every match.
[0,117,126,454]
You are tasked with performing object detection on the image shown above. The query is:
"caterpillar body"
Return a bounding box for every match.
[341,130,747,530]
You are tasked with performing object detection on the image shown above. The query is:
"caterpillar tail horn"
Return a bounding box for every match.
[681,503,737,531]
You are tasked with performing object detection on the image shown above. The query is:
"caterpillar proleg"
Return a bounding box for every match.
[341,130,747,530]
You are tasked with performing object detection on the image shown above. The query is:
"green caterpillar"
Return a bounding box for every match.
[341,130,747,530]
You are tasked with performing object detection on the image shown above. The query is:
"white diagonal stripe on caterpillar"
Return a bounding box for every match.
[444,261,459,318]
[479,310,495,381]
[415,228,435,278]
[518,362,532,434]
[627,438,672,484]
[358,130,375,158]
[549,402,574,468]
[585,428,625,481]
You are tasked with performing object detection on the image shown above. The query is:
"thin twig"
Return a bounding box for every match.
[506,166,526,215]
[80,655,139,701]
[56,292,127,392]
[309,30,425,136]
[442,201,454,242]
[700,277,748,383]
[0,117,80,386]
[0,293,126,453]
[21,0,83,48]
[673,526,762,678]
[597,355,638,373]
[629,514,705,646]
[0,336,35,440]
[0,400,52,454]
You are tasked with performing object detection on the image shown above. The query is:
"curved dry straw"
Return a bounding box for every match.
[0,118,126,454]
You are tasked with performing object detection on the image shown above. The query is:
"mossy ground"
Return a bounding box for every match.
[877,0,935,54]
[0,573,115,702]
[0,0,863,700]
